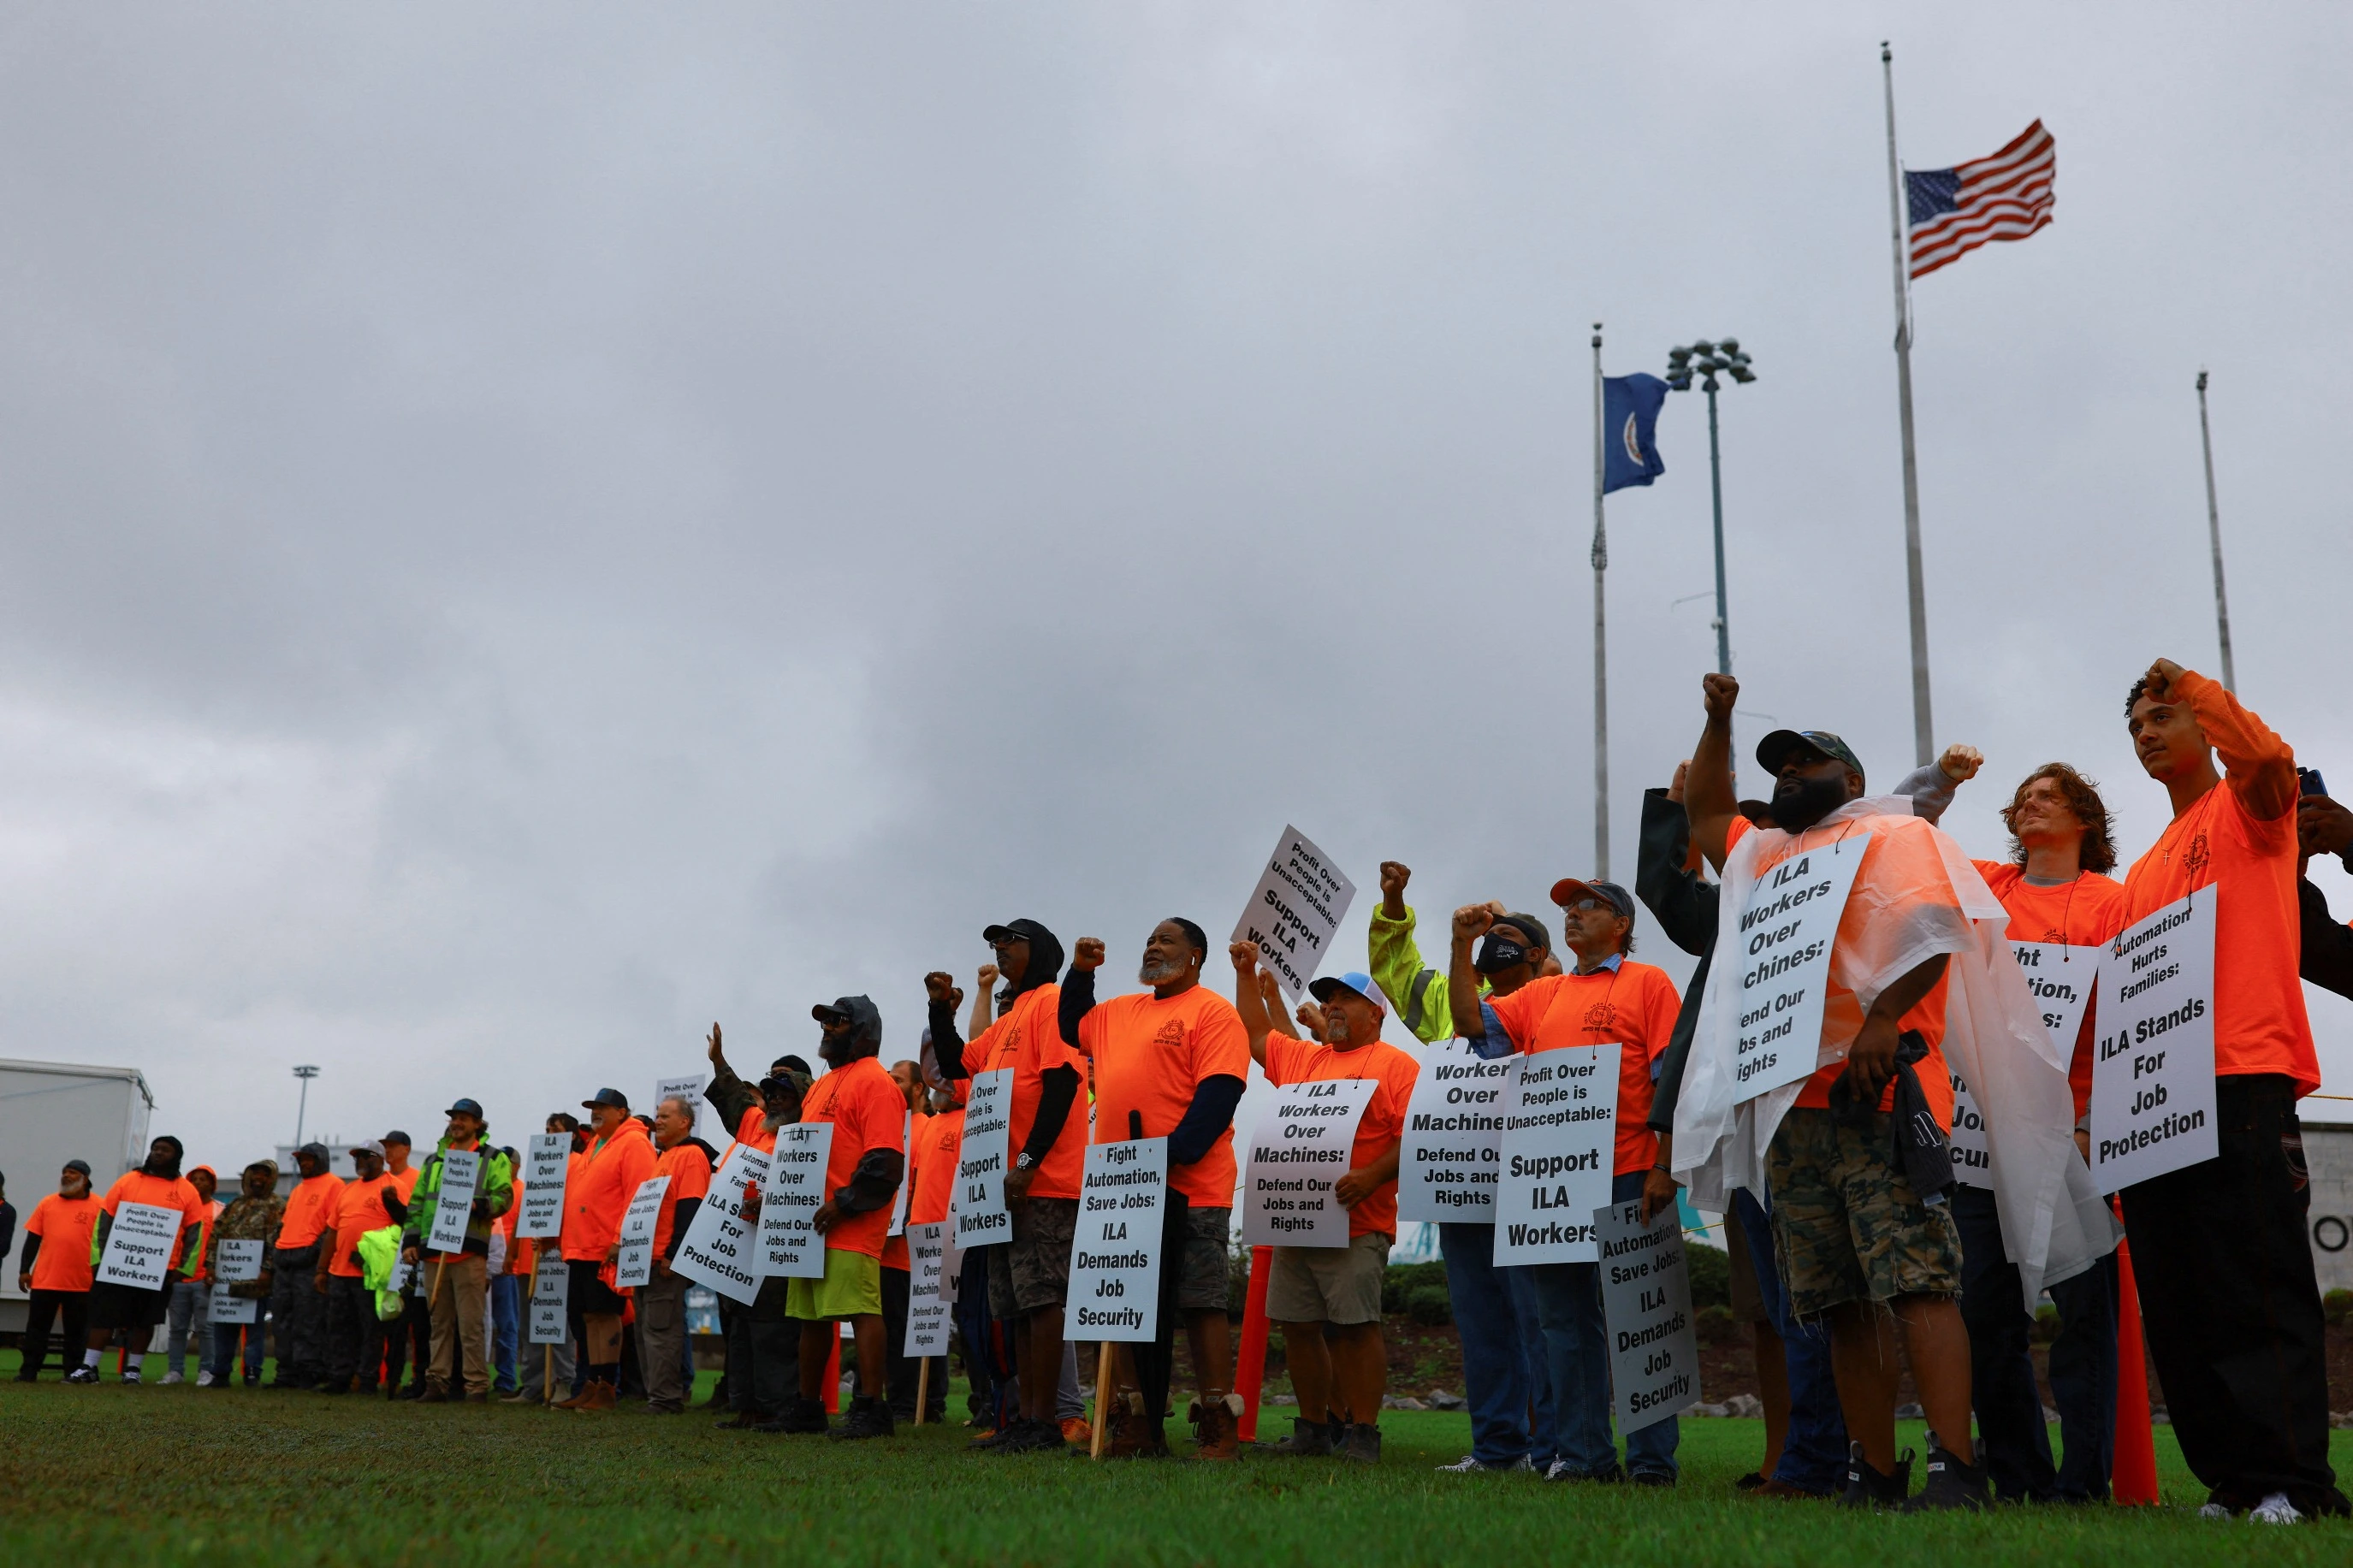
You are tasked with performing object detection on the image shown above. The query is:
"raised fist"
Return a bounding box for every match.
[1702,672,1739,722]
[1453,902,1498,943]
[2139,659,2186,705]
[976,962,1001,990]
[1228,940,1259,977]
[1938,744,1983,783]
[924,971,957,1003]
[1071,938,1105,972]
[1378,861,1411,915]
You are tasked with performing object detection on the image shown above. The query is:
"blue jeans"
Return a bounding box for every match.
[1524,1171,1679,1480]
[2045,1252,2119,1501]
[490,1273,522,1393]
[207,1317,264,1382]
[166,1280,209,1376]
[1731,1187,1846,1493]
[1439,1221,1556,1467]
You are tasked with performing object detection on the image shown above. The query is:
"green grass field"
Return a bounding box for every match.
[3,1350,2348,1565]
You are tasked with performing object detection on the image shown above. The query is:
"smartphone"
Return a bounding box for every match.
[2298,766,2328,798]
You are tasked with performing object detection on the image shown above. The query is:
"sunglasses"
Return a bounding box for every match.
[1563,898,1619,915]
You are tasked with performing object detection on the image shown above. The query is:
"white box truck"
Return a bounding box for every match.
[0,1057,154,1335]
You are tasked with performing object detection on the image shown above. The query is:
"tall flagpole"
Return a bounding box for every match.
[1882,42,1934,766]
[2195,370,2237,692]
[1591,323,1609,883]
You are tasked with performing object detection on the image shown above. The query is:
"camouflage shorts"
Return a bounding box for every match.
[1765,1107,1960,1319]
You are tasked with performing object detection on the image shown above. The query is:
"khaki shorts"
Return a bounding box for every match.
[1175,1206,1233,1313]
[786,1247,884,1320]
[1266,1231,1390,1326]
[1766,1107,1961,1319]
[986,1197,1080,1317]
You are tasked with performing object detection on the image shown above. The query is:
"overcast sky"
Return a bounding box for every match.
[3,3,2348,1169]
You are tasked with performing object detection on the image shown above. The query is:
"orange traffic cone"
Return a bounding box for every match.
[1235,1246,1272,1443]
[2112,1234,2160,1505]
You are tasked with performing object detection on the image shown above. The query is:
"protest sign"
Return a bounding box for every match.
[209,1285,259,1323]
[2091,891,2217,1190]
[758,1121,833,1280]
[95,1200,179,1289]
[939,1227,963,1305]
[614,1174,672,1289]
[1728,835,1871,1100]
[1595,1198,1700,1431]
[1242,1077,1376,1246]
[1230,825,1356,999]
[427,1148,482,1254]
[674,1143,769,1304]
[215,1237,264,1283]
[1069,1138,1167,1343]
[951,1068,1013,1248]
[904,1221,951,1357]
[529,1254,570,1345]
[1493,1044,1619,1265]
[887,1109,912,1237]
[1397,1040,1510,1222]
[1955,942,2101,1187]
[519,1133,570,1239]
[655,1074,707,1131]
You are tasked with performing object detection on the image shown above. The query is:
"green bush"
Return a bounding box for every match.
[1405,1285,1453,1327]
[2031,1303,2062,1344]
[1382,1261,1450,1320]
[1684,1240,1731,1311]
[2325,1288,2352,1328]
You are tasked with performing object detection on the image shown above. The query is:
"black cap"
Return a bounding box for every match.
[1755,729,1866,785]
[63,1158,92,1178]
[1550,878,1636,919]
[298,1141,329,1163]
[382,1130,412,1148]
[581,1087,630,1111]
[444,1098,484,1119]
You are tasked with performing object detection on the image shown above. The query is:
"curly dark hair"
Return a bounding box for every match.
[2000,763,2117,874]
[2124,674,2152,718]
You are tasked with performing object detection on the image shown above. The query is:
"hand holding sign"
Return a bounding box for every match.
[1230,825,1355,1000]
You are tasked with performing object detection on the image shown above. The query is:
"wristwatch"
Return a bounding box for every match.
[1014,1152,1036,1173]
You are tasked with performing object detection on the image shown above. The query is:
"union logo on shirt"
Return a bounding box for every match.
[2184,834,2210,879]
[2042,926,2066,944]
[1581,1000,1618,1033]
[1151,1019,1187,1048]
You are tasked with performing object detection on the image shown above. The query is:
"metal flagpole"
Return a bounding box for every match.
[2195,370,2237,691]
[1882,42,1935,766]
[1591,324,1609,883]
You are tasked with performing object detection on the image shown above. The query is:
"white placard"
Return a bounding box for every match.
[1595,1198,1699,1432]
[1068,1138,1167,1343]
[1948,1063,1993,1188]
[1229,825,1357,1000]
[904,1221,951,1357]
[940,1226,963,1305]
[1242,1077,1378,1246]
[215,1237,264,1283]
[613,1175,672,1289]
[427,1149,482,1254]
[673,1144,770,1304]
[519,1134,570,1240]
[1730,835,1872,1100]
[655,1074,708,1131]
[210,1285,259,1323]
[758,1122,833,1280]
[1954,941,2102,1189]
[389,1257,415,1293]
[951,1069,1013,1248]
[1493,1045,1620,1265]
[529,1255,570,1345]
[96,1199,180,1290]
[2091,891,2218,1190]
[887,1110,912,1237]
[1397,1040,1509,1222]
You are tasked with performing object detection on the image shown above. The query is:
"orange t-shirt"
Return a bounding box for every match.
[25,1192,101,1292]
[1076,985,1254,1209]
[1485,961,1684,1175]
[882,1109,924,1271]
[1261,1033,1421,1240]
[971,985,1088,1203]
[650,1142,714,1259]
[2120,672,2318,1093]
[1975,861,2131,1121]
[910,1107,963,1226]
[564,1121,658,1262]
[388,1165,421,1204]
[1727,814,1959,1129]
[97,1171,210,1273]
[799,1056,910,1260]
[276,1172,346,1251]
[327,1175,402,1277]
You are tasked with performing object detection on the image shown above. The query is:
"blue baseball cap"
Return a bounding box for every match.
[1308,971,1386,1015]
[444,1098,485,1119]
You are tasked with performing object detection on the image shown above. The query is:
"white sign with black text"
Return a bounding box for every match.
[1242,1076,1377,1247]
[518,1133,570,1239]
[96,1200,180,1290]
[1068,1138,1166,1343]
[210,1286,259,1323]
[1595,1198,1700,1431]
[2091,891,2218,1190]
[1397,1040,1509,1222]
[1730,836,1871,1101]
[904,1221,951,1357]
[529,1254,570,1345]
[215,1237,264,1283]
[614,1174,672,1289]
[758,1121,833,1280]
[427,1148,482,1254]
[655,1074,707,1131]
[1492,1044,1620,1265]
[673,1143,770,1304]
[1230,825,1357,1000]
[950,1068,1013,1248]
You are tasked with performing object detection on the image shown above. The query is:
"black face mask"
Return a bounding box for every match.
[1473,934,1531,975]
[1769,771,1851,832]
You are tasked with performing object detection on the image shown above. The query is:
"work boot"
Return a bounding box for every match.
[571,1381,616,1413]
[1902,1438,1988,1512]
[1836,1441,1913,1509]
[418,1385,450,1405]
[827,1395,896,1441]
[549,1383,594,1411]
[756,1396,830,1435]
[1341,1423,1384,1465]
[999,1417,1070,1455]
[967,1416,1026,1451]
[1271,1416,1337,1457]
[1099,1393,1162,1459]
[1191,1393,1243,1461]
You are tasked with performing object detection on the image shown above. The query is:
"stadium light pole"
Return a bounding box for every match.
[2195,370,2237,692]
[1665,340,1756,676]
[293,1063,320,1147]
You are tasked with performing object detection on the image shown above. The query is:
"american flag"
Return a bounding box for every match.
[1905,120,2054,280]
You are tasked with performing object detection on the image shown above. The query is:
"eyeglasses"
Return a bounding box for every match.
[1564,898,1614,914]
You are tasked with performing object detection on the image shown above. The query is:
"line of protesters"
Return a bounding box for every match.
[9,657,2343,1524]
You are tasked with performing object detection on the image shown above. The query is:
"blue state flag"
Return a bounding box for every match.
[1601,373,1668,494]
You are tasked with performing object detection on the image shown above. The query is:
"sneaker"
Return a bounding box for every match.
[1340,1423,1383,1465]
[1544,1461,1624,1483]
[499,1389,536,1404]
[1734,1470,1768,1490]
[756,1397,831,1435]
[2248,1493,2304,1526]
[1836,1441,1913,1509]
[1271,1416,1337,1458]
[66,1367,99,1385]
[161,1371,184,1385]
[243,1374,261,1388]
[1436,1453,1534,1474]
[995,1417,1070,1455]
[121,1368,142,1385]
[196,1371,216,1388]
[1903,1441,1988,1512]
[1630,1470,1676,1488]
[2199,1503,2236,1521]
[966,1417,1025,1451]
[1059,1416,1092,1448]
[827,1395,896,1441]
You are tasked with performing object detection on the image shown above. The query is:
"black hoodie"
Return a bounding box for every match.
[927,919,1080,1174]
